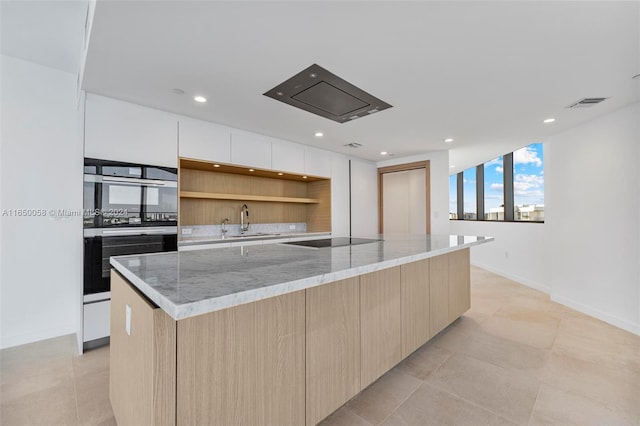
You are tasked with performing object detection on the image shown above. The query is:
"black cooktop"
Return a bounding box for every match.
[284,237,381,248]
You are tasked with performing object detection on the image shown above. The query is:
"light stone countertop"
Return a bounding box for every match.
[110,234,494,320]
[179,231,331,246]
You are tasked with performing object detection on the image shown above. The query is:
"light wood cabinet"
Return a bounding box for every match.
[401,259,431,358]
[178,159,331,231]
[429,254,450,336]
[176,291,305,426]
[449,248,471,321]
[109,270,176,426]
[306,278,360,425]
[360,267,402,388]
[110,250,472,426]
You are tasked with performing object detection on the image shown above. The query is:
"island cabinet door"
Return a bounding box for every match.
[429,254,450,336]
[400,259,431,358]
[449,248,471,321]
[176,290,305,426]
[109,270,177,426]
[360,267,402,389]
[306,277,361,426]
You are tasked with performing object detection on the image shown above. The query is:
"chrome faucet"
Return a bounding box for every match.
[240,204,250,234]
[221,218,229,239]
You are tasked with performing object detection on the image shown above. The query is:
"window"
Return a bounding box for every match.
[484,156,504,220]
[449,174,457,219]
[463,167,476,220]
[449,143,544,223]
[513,143,544,221]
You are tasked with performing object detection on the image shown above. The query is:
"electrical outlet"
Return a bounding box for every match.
[181,228,192,235]
[125,304,132,336]
[289,225,295,230]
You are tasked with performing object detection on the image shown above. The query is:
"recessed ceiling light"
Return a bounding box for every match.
[302,176,308,179]
[248,169,255,172]
[213,164,221,168]
[314,132,324,137]
[450,165,456,168]
[543,118,556,123]
[380,151,388,155]
[444,138,454,143]
[277,172,284,176]
[194,95,207,103]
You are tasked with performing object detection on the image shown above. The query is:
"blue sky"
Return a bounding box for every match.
[450,143,544,214]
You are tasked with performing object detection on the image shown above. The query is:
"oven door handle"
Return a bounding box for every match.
[102,228,172,236]
[101,176,173,187]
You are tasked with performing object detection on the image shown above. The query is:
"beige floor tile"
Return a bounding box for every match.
[1,335,76,385]
[480,309,560,349]
[346,369,422,424]
[381,382,514,426]
[425,353,540,424]
[396,341,453,380]
[543,351,640,424]
[75,369,113,425]
[73,346,110,379]
[0,382,78,426]
[456,329,550,378]
[530,383,637,426]
[318,406,372,426]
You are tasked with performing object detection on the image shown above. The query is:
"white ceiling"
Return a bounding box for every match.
[1,0,88,74]
[39,2,640,169]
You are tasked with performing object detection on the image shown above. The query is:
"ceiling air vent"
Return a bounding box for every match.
[264,64,392,123]
[566,98,608,108]
[344,142,363,148]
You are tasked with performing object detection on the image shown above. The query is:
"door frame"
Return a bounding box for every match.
[378,161,431,234]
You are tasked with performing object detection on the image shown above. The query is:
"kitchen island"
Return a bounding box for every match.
[109,234,492,426]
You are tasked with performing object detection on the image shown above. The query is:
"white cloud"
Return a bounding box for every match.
[490,183,504,190]
[495,166,503,173]
[514,146,542,167]
[513,173,544,195]
[485,158,501,166]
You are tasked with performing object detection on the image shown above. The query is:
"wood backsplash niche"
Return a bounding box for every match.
[179,160,331,233]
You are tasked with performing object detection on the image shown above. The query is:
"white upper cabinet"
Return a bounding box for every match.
[350,159,379,236]
[331,153,351,237]
[179,117,231,163]
[84,94,178,167]
[230,130,272,170]
[271,138,305,174]
[304,146,332,178]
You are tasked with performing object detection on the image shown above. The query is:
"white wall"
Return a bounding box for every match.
[0,55,84,349]
[377,150,450,235]
[546,102,639,334]
[451,102,639,335]
[450,221,549,292]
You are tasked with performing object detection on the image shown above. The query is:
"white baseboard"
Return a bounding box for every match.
[470,261,551,294]
[551,294,640,336]
[0,327,79,351]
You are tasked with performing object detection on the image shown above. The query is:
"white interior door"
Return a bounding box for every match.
[382,169,426,234]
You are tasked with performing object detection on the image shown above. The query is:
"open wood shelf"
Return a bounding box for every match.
[180,191,320,204]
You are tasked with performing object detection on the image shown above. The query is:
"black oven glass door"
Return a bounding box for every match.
[99,178,177,226]
[83,234,178,295]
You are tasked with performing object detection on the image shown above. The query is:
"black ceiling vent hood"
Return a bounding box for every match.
[263,64,392,123]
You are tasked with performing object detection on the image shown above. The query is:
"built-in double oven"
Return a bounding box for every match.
[83,158,178,349]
